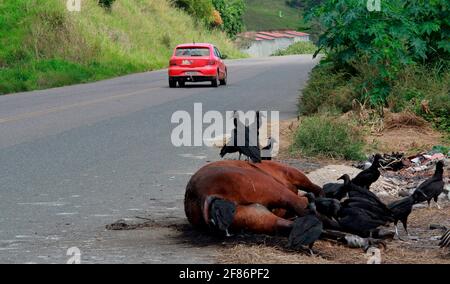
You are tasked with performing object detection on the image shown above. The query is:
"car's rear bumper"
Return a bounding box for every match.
[172,76,215,82]
[168,66,217,78]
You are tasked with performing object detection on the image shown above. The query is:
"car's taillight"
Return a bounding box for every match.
[170,60,177,66]
[207,60,216,65]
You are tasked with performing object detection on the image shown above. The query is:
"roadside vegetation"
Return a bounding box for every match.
[292,0,450,160]
[272,41,317,56]
[292,114,365,160]
[0,0,244,95]
[171,0,245,38]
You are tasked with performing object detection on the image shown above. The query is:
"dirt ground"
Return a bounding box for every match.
[367,126,445,156]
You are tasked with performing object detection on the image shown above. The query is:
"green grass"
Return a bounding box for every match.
[299,62,358,115]
[243,0,306,31]
[291,114,366,160]
[0,0,244,95]
[272,41,317,56]
[388,64,450,133]
[299,60,450,133]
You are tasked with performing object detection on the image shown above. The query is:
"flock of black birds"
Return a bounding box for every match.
[220,111,274,163]
[217,111,448,255]
[288,157,447,254]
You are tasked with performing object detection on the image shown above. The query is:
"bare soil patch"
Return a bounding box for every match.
[368,127,444,156]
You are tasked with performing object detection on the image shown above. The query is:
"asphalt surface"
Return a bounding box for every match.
[0,55,319,263]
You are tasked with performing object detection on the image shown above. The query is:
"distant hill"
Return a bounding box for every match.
[0,0,242,95]
[243,0,305,31]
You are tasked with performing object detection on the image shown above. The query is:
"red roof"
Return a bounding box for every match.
[271,32,295,38]
[255,35,275,40]
[257,32,288,39]
[284,31,309,37]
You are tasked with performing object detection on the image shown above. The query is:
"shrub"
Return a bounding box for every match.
[172,0,215,26]
[308,0,450,107]
[212,10,224,26]
[285,0,302,8]
[212,0,245,39]
[286,0,323,10]
[272,41,318,56]
[98,0,116,10]
[387,64,450,132]
[292,115,365,160]
[299,59,450,132]
[299,62,359,115]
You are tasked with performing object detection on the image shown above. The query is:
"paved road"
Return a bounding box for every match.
[0,55,319,263]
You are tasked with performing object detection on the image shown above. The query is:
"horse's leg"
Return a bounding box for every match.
[272,208,289,218]
[231,204,294,235]
[268,189,309,217]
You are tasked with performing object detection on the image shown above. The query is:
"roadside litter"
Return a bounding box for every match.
[353,148,450,197]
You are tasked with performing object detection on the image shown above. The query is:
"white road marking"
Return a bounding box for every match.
[18,202,67,207]
[56,212,78,216]
[178,153,207,160]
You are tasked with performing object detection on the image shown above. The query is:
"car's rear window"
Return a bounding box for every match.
[175,47,210,57]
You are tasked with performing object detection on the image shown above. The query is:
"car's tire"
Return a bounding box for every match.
[220,69,227,86]
[169,78,177,88]
[211,72,219,88]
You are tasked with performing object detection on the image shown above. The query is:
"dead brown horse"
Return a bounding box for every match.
[202,160,324,219]
[184,161,324,236]
[204,160,323,197]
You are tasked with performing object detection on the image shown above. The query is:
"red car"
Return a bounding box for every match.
[168,43,228,88]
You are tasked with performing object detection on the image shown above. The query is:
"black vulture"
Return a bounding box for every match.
[305,192,341,220]
[412,161,445,209]
[316,198,341,220]
[387,196,414,239]
[337,207,389,238]
[288,200,323,254]
[262,137,274,151]
[236,128,261,163]
[352,154,382,189]
[347,182,392,217]
[323,174,351,200]
[220,112,262,163]
[288,216,323,254]
[440,229,450,249]
[220,145,240,159]
[261,137,275,161]
[342,197,394,224]
[337,183,397,238]
[209,198,236,237]
[220,116,241,159]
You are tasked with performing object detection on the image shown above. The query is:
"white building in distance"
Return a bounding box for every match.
[237,30,310,57]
